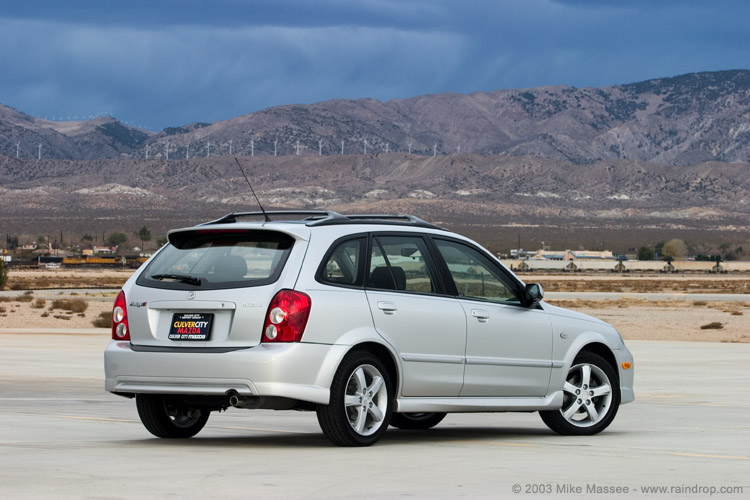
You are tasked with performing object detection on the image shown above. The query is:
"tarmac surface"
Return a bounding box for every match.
[0,331,748,499]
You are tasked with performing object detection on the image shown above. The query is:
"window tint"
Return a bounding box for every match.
[319,238,364,287]
[434,239,519,304]
[368,235,438,294]
[136,230,293,290]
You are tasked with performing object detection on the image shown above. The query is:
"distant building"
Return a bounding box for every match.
[531,249,615,261]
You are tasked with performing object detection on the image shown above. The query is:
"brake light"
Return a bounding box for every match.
[111,290,130,341]
[262,290,312,342]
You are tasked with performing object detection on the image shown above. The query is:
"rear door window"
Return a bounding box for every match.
[136,230,294,290]
[368,235,441,294]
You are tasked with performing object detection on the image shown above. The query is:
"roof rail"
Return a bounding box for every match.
[201,210,345,225]
[200,211,446,230]
[308,214,446,230]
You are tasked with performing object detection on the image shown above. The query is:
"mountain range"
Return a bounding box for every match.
[2,70,750,166]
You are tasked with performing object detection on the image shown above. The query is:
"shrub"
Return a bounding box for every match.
[50,298,88,313]
[92,311,111,328]
[0,259,7,290]
[700,322,724,330]
[31,298,46,309]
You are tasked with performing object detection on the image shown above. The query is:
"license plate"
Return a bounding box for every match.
[168,312,213,341]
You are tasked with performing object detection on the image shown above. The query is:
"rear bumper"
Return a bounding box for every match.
[104,340,349,405]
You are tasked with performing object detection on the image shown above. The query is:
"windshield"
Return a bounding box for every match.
[136,229,295,290]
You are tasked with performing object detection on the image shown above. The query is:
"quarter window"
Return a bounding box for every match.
[319,238,364,286]
[434,239,520,304]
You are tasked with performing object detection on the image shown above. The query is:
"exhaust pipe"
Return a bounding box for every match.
[229,394,265,409]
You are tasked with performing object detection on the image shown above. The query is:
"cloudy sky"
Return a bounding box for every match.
[1,0,748,131]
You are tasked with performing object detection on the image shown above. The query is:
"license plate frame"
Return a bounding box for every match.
[168,312,214,341]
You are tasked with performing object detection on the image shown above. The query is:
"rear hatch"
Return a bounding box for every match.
[125,227,304,348]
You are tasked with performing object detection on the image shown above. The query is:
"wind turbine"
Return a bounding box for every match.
[251,139,254,157]
[186,141,190,159]
[207,141,211,157]
[408,142,412,154]
[296,140,300,156]
[16,142,20,159]
[341,140,344,155]
[385,143,389,154]
[433,144,437,157]
[319,139,323,155]
[38,143,42,160]
[229,139,233,155]
[165,142,170,161]
[146,144,150,159]
[364,139,367,155]
[274,137,278,156]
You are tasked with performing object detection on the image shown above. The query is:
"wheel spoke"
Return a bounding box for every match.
[581,364,592,388]
[591,383,611,398]
[563,381,579,395]
[562,400,583,420]
[368,404,384,423]
[353,407,368,433]
[368,375,384,395]
[345,394,361,407]
[585,402,600,422]
[353,367,367,393]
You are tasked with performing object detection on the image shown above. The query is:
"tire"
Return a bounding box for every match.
[136,394,210,438]
[540,351,620,436]
[316,351,393,446]
[390,412,446,430]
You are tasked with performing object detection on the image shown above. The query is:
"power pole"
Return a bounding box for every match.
[16,142,20,158]
[274,138,278,156]
[296,140,300,156]
[251,139,254,157]
[38,143,42,160]
[207,141,211,157]
[341,140,344,155]
[186,141,190,159]
[433,144,437,157]
[364,140,367,155]
[408,142,412,154]
[319,139,322,155]
[229,139,233,155]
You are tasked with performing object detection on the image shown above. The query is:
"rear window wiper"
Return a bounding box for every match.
[150,273,202,286]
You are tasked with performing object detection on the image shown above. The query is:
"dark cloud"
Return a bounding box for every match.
[0,0,748,130]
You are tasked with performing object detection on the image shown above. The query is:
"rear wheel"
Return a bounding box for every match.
[316,351,393,446]
[136,394,210,438]
[540,351,620,435]
[390,412,446,430]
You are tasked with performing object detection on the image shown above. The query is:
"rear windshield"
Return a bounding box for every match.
[136,229,295,290]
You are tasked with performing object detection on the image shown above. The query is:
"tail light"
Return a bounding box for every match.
[112,290,130,341]
[262,290,312,342]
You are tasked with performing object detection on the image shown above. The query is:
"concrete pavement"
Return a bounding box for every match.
[0,332,748,499]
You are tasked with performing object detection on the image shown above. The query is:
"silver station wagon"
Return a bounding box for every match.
[104,211,634,446]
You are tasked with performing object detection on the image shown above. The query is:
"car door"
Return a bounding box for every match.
[432,238,553,397]
[365,234,467,397]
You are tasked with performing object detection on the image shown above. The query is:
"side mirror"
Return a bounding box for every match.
[524,283,544,307]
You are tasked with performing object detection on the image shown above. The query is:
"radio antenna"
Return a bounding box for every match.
[234,156,270,222]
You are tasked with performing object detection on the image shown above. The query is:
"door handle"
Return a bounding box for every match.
[377,301,398,315]
[471,309,490,323]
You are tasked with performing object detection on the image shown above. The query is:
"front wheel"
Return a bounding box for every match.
[316,351,393,446]
[136,394,210,438]
[390,412,446,430]
[540,351,620,435]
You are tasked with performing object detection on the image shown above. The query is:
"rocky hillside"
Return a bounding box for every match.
[1,154,748,252]
[2,70,750,165]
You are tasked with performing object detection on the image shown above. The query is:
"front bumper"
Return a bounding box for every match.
[104,341,349,405]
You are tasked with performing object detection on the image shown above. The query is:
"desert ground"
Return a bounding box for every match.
[1,269,748,343]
